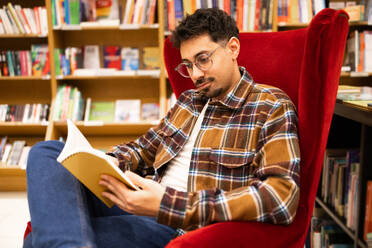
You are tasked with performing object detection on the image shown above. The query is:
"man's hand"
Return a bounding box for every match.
[99,171,166,217]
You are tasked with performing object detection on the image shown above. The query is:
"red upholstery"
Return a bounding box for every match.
[163,9,349,248]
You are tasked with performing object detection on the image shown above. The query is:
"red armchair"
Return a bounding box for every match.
[163,9,349,248]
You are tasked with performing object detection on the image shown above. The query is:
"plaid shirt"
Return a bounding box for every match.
[109,67,300,232]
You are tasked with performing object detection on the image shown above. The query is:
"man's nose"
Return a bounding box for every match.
[190,63,204,81]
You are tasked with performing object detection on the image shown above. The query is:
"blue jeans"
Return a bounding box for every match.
[23,140,176,248]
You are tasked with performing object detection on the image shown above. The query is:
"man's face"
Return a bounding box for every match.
[179,34,239,100]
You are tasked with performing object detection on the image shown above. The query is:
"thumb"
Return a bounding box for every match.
[124,171,147,188]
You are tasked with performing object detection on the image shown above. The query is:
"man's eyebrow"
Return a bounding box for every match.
[181,50,209,63]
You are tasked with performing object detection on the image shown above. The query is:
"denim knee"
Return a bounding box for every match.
[26,140,64,174]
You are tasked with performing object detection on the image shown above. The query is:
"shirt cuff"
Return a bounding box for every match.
[157,186,188,229]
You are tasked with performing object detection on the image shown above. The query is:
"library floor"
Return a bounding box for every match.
[0,191,29,247]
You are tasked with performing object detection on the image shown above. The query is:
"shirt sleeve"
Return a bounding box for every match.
[157,100,301,230]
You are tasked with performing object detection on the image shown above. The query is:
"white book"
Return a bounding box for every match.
[4,7,19,34]
[18,146,31,169]
[24,8,37,34]
[7,140,25,166]
[132,0,144,24]
[57,120,139,207]
[7,3,25,34]
[0,9,14,34]
[83,45,100,69]
[1,144,12,165]
[84,97,91,122]
[114,99,141,122]
[40,7,48,35]
[121,47,139,71]
[0,19,4,34]
[123,0,135,24]
[14,5,31,34]
[22,104,30,123]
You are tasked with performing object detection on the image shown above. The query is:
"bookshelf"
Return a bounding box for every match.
[0,0,281,191]
[276,2,372,247]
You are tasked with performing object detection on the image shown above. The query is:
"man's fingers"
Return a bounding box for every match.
[125,171,147,188]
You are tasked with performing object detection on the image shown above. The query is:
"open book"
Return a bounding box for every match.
[57,120,139,207]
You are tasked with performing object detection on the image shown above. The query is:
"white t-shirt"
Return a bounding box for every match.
[160,101,209,191]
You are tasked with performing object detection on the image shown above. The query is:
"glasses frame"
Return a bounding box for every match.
[174,47,220,78]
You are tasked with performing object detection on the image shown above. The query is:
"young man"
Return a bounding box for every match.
[24,8,300,248]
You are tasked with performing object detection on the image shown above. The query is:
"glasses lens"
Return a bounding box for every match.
[177,64,191,78]
[196,54,212,71]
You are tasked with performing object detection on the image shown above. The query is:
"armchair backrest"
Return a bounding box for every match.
[164,8,349,247]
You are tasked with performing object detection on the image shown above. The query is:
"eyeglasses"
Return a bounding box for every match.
[175,47,220,78]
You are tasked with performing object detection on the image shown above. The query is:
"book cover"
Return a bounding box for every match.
[121,47,139,70]
[57,120,139,207]
[84,45,100,69]
[7,140,26,166]
[89,101,115,122]
[80,0,96,22]
[96,0,119,21]
[141,103,159,121]
[103,46,121,70]
[114,99,141,122]
[31,44,50,76]
[142,47,160,69]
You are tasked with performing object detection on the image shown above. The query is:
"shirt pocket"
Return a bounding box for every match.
[209,148,255,168]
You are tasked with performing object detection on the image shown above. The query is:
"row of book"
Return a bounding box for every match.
[320,149,360,231]
[310,207,353,248]
[53,84,160,122]
[0,3,48,35]
[0,45,50,77]
[344,30,372,73]
[337,85,372,110]
[0,104,50,124]
[54,45,159,76]
[164,0,274,32]
[330,0,372,23]
[277,0,326,24]
[52,0,157,27]
[0,138,30,169]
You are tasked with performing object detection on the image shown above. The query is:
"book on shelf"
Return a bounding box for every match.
[142,47,160,70]
[0,137,7,161]
[122,0,157,25]
[84,45,100,69]
[31,44,50,76]
[88,101,115,122]
[114,99,141,122]
[121,47,139,71]
[96,0,119,22]
[6,140,25,166]
[364,181,372,241]
[0,4,47,35]
[57,119,139,207]
[141,103,160,121]
[0,103,49,123]
[103,46,121,70]
[1,144,12,165]
[80,0,96,22]
[18,146,31,170]
[53,85,84,121]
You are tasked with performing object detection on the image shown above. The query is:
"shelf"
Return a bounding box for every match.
[315,197,367,248]
[0,122,48,135]
[53,23,159,31]
[57,74,160,80]
[0,167,26,191]
[0,34,48,38]
[278,23,309,28]
[0,76,51,81]
[334,102,372,127]
[341,72,372,77]
[53,121,158,136]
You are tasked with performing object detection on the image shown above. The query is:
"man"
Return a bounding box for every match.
[24,8,300,248]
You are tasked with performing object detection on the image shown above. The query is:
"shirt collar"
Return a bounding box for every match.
[208,66,254,109]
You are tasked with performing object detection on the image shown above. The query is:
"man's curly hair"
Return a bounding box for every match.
[170,8,239,49]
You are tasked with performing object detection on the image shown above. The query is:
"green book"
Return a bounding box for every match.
[89,101,115,122]
[69,0,80,25]
[54,49,61,76]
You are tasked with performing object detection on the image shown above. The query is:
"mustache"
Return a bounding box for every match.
[195,77,214,87]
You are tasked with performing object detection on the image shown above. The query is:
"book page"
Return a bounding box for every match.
[57,119,93,163]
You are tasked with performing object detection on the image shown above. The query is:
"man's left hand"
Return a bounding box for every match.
[99,171,165,217]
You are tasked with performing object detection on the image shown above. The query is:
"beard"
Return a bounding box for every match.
[196,77,223,98]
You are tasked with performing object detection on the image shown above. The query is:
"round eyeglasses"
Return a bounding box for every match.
[175,47,220,78]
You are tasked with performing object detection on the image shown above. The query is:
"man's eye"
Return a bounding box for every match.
[197,55,209,64]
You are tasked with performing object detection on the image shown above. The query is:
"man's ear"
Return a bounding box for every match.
[226,37,240,60]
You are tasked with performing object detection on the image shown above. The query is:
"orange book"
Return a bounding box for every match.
[224,0,231,15]
[167,0,175,31]
[191,0,197,14]
[364,181,372,241]
[236,0,243,31]
[254,0,261,31]
[358,31,365,72]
